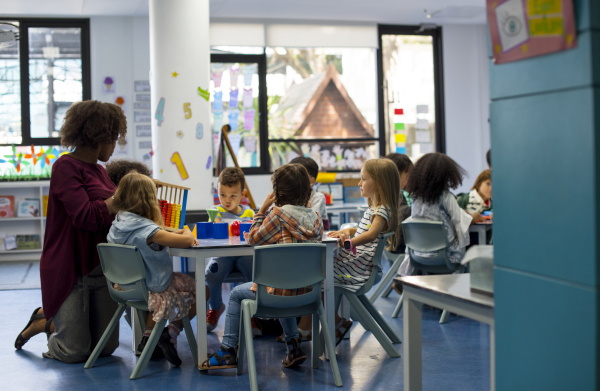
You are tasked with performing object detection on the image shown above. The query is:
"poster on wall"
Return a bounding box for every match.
[134,80,151,92]
[487,0,577,64]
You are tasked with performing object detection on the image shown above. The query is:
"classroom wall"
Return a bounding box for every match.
[442,24,491,194]
[90,16,151,166]
[490,0,599,388]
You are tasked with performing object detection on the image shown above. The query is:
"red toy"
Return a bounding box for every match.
[231,221,240,236]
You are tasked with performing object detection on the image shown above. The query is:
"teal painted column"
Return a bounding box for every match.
[491,1,599,389]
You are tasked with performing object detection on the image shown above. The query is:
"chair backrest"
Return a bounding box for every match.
[252,243,326,314]
[354,231,394,296]
[402,219,462,273]
[97,243,149,304]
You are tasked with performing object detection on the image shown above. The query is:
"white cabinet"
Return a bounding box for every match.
[0,181,49,262]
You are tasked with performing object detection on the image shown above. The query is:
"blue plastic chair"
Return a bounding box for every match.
[334,231,402,358]
[84,243,198,379]
[236,243,343,391]
[368,248,405,303]
[391,220,466,323]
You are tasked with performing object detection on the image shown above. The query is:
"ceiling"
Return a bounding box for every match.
[0,0,487,25]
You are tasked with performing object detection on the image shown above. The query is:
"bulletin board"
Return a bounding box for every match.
[487,0,577,64]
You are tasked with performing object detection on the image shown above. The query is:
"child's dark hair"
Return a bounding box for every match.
[271,164,311,207]
[219,167,245,189]
[289,156,319,179]
[486,149,491,168]
[406,152,466,204]
[105,159,152,186]
[384,153,414,174]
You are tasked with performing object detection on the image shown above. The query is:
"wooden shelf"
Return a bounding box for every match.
[0,249,42,254]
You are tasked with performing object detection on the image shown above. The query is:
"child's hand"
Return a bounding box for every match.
[471,212,485,223]
[243,231,250,242]
[192,238,199,246]
[259,192,276,214]
[327,231,348,247]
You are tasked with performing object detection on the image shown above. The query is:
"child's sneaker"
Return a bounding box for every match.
[282,337,307,368]
[206,304,225,332]
[251,318,262,337]
[157,327,182,366]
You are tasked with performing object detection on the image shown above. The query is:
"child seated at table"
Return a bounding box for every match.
[398,153,482,277]
[108,172,207,367]
[205,167,255,333]
[289,156,329,229]
[201,163,323,371]
[465,169,492,216]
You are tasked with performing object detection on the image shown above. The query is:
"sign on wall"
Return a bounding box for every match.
[487,0,577,64]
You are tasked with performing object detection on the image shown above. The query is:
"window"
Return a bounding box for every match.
[266,47,379,172]
[0,19,90,146]
[378,25,445,160]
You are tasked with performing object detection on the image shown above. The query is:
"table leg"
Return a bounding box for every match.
[478,226,486,245]
[404,291,423,391]
[194,256,208,368]
[323,242,336,360]
[490,324,495,391]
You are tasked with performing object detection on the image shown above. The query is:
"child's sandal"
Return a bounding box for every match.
[335,318,353,346]
[276,327,311,343]
[199,346,237,370]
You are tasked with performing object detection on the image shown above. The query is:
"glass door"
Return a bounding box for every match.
[378,26,445,160]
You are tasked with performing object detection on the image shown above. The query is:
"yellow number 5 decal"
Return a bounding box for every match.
[183,103,192,119]
[170,152,189,180]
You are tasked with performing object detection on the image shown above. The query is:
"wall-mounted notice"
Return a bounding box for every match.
[136,125,151,137]
[134,111,151,123]
[134,80,151,92]
[420,143,434,154]
[487,0,577,64]
[139,141,153,149]
[415,119,429,130]
[134,102,151,110]
[416,130,431,143]
[135,94,151,102]
[416,105,428,114]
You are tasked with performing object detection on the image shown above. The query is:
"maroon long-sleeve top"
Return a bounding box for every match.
[40,154,116,319]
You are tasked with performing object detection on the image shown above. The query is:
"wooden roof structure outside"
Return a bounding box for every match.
[274,63,374,139]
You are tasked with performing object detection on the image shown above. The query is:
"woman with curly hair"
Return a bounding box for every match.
[397,152,483,277]
[14,100,127,363]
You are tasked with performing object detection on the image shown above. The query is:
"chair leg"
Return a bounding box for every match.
[381,283,394,298]
[317,304,343,387]
[182,316,198,366]
[391,293,404,318]
[85,304,126,369]
[312,311,320,369]
[237,306,246,375]
[358,295,402,344]
[439,310,450,324]
[131,318,167,379]
[242,302,259,391]
[369,254,403,303]
[135,309,147,335]
[350,307,369,332]
[345,293,400,358]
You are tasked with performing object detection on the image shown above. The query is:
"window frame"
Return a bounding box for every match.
[0,18,91,147]
[210,52,270,175]
[376,24,446,156]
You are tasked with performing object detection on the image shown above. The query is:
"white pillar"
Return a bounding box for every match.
[149,0,212,210]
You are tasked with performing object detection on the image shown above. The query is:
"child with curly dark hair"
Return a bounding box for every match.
[398,152,482,276]
[105,159,152,186]
[201,163,323,371]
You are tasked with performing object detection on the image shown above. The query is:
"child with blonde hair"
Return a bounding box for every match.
[108,172,206,367]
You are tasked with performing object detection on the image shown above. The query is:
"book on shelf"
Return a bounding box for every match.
[43,195,48,217]
[4,235,17,250]
[16,234,41,250]
[17,199,40,218]
[0,196,14,218]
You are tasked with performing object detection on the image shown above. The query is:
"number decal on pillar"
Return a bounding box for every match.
[171,152,189,180]
[155,97,165,126]
[184,103,192,119]
[196,123,203,139]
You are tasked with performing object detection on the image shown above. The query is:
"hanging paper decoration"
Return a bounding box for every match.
[198,87,210,101]
[229,134,241,156]
[211,64,224,88]
[243,87,253,108]
[229,65,240,87]
[36,148,56,168]
[243,136,256,153]
[228,110,239,131]
[241,64,256,87]
[213,91,223,111]
[229,88,239,108]
[24,145,37,166]
[243,108,255,130]
[213,112,224,133]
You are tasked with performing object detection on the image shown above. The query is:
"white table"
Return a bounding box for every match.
[469,221,492,245]
[170,235,340,368]
[327,202,367,225]
[400,274,495,391]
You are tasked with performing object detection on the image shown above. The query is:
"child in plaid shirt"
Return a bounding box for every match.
[201,163,323,371]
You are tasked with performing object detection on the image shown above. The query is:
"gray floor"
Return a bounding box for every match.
[0,261,41,290]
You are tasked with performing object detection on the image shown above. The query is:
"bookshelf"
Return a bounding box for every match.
[0,181,49,262]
